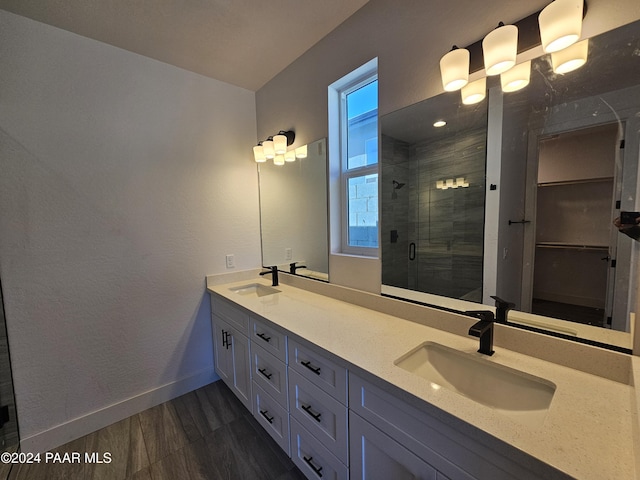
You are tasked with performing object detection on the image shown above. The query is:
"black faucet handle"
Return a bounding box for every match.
[464,310,495,322]
[490,295,516,310]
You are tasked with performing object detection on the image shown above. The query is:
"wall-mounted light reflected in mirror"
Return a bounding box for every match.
[461,77,486,105]
[552,39,589,74]
[433,120,447,127]
[501,61,531,92]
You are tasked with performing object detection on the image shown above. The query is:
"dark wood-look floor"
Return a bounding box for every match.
[7,381,305,480]
[531,298,605,327]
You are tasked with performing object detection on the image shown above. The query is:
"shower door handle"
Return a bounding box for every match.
[409,243,416,261]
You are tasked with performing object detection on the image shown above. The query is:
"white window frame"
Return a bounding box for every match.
[328,59,379,257]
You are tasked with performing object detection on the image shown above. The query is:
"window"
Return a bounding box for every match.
[329,60,379,256]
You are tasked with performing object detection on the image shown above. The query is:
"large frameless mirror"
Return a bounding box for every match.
[381,20,640,352]
[258,138,329,281]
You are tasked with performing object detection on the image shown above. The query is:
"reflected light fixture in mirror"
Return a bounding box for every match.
[274,155,285,166]
[539,0,584,53]
[433,120,447,127]
[439,46,470,91]
[295,145,307,158]
[501,60,531,92]
[461,77,486,105]
[285,151,296,162]
[552,39,589,74]
[482,23,518,76]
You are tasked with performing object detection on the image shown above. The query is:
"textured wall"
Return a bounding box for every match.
[0,10,260,450]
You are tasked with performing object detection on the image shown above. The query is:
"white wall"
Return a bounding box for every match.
[0,10,261,452]
[255,0,640,292]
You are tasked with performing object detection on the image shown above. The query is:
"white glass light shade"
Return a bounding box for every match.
[446,178,454,188]
[262,140,275,159]
[273,134,287,155]
[253,145,266,163]
[273,155,285,166]
[482,24,518,76]
[501,61,531,92]
[539,0,583,53]
[436,180,445,189]
[552,39,588,74]
[439,48,470,91]
[461,77,486,105]
[285,151,296,162]
[295,145,307,158]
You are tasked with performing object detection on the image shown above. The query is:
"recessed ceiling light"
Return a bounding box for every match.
[433,120,447,128]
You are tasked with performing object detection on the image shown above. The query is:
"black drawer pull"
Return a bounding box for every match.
[303,456,323,477]
[301,360,321,375]
[260,409,274,424]
[258,368,272,380]
[301,404,322,422]
[256,332,271,342]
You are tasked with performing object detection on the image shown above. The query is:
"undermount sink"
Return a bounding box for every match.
[394,342,556,426]
[229,283,281,297]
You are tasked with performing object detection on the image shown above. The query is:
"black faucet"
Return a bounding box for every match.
[465,310,495,356]
[490,296,515,323]
[289,262,307,274]
[259,266,279,286]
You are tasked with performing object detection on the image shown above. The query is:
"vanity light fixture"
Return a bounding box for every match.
[295,145,307,159]
[253,145,267,163]
[539,0,584,53]
[441,1,588,101]
[483,23,518,76]
[439,46,470,91]
[551,39,588,74]
[262,140,275,159]
[433,120,447,128]
[501,60,531,92]
[273,134,288,155]
[285,151,296,162]
[461,77,487,105]
[273,155,285,166]
[436,177,469,190]
[252,130,295,163]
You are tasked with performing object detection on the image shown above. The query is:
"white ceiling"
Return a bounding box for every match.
[0,0,370,91]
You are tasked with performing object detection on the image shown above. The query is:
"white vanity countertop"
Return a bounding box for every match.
[208,279,640,480]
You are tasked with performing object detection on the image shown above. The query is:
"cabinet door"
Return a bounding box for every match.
[350,413,437,480]
[212,316,252,411]
[212,316,232,383]
[229,324,252,411]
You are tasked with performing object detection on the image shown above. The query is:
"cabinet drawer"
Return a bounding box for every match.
[350,374,523,480]
[251,317,287,362]
[288,339,347,405]
[289,369,348,465]
[251,342,288,407]
[252,383,290,455]
[350,412,437,480]
[290,418,348,480]
[211,295,250,334]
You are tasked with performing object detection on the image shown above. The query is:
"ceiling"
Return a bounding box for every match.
[0,0,370,91]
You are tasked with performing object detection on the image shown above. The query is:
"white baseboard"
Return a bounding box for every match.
[20,368,219,454]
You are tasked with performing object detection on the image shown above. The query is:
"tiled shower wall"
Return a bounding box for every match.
[382,129,486,301]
